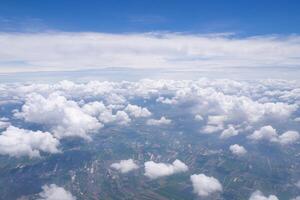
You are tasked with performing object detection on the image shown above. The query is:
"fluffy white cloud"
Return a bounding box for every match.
[194,114,204,121]
[220,125,239,139]
[190,174,223,197]
[201,125,223,134]
[165,82,298,129]
[248,126,278,142]
[249,190,278,200]
[146,116,171,126]
[229,144,247,156]
[0,126,60,158]
[110,159,139,173]
[124,104,151,118]
[1,32,300,73]
[248,126,299,145]
[38,184,76,200]
[278,131,300,145]
[144,159,188,179]
[99,110,131,125]
[82,101,106,117]
[15,93,102,140]
[1,79,299,146]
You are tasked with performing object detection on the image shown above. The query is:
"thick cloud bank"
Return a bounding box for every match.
[190,174,223,197]
[0,126,60,158]
[144,159,188,179]
[1,32,300,73]
[38,184,76,200]
[0,78,299,160]
[110,159,139,173]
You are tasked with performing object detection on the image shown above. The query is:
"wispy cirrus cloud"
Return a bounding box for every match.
[0,32,300,73]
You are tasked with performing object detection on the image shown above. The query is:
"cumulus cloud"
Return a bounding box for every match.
[220,125,239,139]
[248,126,278,142]
[82,101,106,117]
[165,82,298,130]
[190,174,223,197]
[194,114,204,121]
[124,104,151,118]
[248,126,299,145]
[249,190,278,200]
[1,32,300,73]
[146,116,171,126]
[15,93,102,140]
[229,144,247,156]
[110,159,139,173]
[99,110,131,125]
[278,131,300,145]
[38,184,76,200]
[144,159,188,179]
[0,126,60,158]
[201,125,223,134]
[1,79,299,147]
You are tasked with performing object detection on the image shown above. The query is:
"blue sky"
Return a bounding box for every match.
[1,0,300,35]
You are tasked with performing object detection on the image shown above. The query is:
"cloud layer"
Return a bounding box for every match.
[0,32,300,73]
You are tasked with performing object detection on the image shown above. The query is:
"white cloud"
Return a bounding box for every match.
[38,184,76,200]
[278,131,299,145]
[99,110,131,125]
[229,144,247,156]
[144,159,188,179]
[124,104,151,118]
[194,114,203,121]
[190,174,222,197]
[0,126,60,158]
[201,125,223,134]
[220,125,239,139]
[110,159,139,173]
[167,82,298,128]
[249,190,278,200]
[248,126,278,142]
[82,101,106,117]
[15,93,102,140]
[1,79,299,147]
[1,32,300,73]
[248,126,299,145]
[146,116,171,126]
